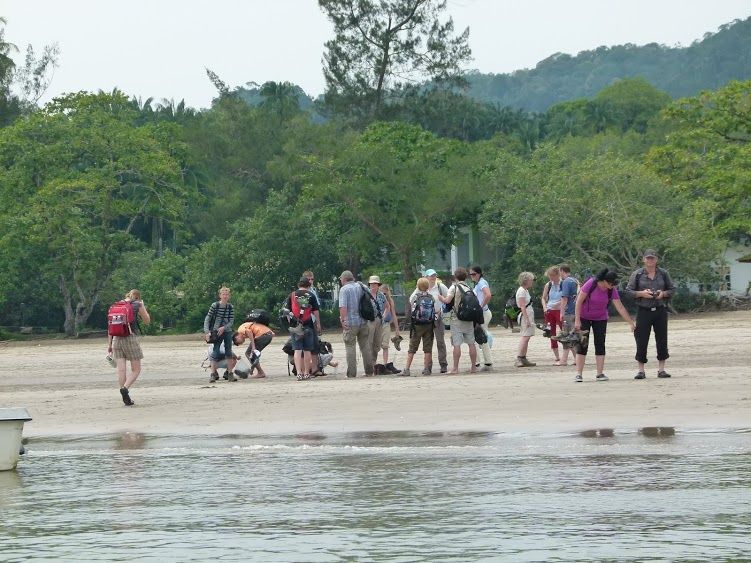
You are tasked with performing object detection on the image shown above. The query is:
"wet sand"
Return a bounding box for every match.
[1,311,750,437]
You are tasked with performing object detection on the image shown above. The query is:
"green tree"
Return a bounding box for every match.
[479,145,723,297]
[0,91,191,335]
[648,80,751,238]
[319,0,471,120]
[305,121,484,279]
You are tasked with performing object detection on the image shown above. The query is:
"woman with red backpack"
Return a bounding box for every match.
[107,289,150,406]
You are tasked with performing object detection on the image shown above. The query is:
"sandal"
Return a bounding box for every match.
[553,360,561,366]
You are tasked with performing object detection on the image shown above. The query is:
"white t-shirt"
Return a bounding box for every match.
[516,286,532,311]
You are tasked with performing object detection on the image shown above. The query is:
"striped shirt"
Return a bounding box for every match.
[204,302,234,333]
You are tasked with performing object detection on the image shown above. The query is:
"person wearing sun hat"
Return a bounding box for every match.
[367,275,392,375]
[625,249,676,380]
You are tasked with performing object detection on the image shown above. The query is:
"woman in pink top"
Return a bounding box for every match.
[573,268,635,383]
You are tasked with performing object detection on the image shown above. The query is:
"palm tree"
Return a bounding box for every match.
[258,81,301,124]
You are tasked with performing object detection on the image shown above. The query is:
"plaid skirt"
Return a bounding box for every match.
[112,334,144,361]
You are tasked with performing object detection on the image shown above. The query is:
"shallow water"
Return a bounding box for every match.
[1,429,750,561]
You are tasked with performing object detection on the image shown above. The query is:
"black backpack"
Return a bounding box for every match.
[358,283,376,321]
[456,284,484,324]
[245,309,271,326]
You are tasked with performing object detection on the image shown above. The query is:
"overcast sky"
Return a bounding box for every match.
[2,0,750,109]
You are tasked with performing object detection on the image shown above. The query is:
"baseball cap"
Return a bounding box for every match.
[643,249,658,258]
[424,269,437,276]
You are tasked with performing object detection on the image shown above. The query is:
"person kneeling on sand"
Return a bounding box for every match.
[234,320,275,378]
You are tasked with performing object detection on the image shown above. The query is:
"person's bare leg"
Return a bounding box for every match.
[450,346,461,373]
[303,351,313,376]
[468,345,478,372]
[576,353,586,376]
[405,352,415,369]
[117,358,127,388]
[294,350,305,376]
[124,359,141,388]
[517,336,530,358]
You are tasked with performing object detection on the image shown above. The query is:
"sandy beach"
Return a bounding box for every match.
[1,310,749,437]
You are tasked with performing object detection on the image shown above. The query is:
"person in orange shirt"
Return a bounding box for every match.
[233,320,275,378]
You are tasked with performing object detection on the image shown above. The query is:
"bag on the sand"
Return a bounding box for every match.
[107,300,135,337]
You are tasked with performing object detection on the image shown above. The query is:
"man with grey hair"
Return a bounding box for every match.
[338,270,374,377]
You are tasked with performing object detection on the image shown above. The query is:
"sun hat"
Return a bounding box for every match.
[368,275,382,285]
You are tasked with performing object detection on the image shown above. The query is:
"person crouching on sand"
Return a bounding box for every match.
[233,320,275,378]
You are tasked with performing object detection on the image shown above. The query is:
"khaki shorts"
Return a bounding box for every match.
[380,324,392,349]
[519,308,535,337]
[112,334,144,361]
[450,320,475,346]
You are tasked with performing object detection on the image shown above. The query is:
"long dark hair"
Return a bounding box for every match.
[470,265,483,278]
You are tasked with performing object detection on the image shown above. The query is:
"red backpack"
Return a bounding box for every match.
[290,290,313,325]
[108,300,135,337]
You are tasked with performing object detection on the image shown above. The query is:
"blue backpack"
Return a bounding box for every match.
[411,292,436,325]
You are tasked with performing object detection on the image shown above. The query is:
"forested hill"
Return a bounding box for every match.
[465,17,751,112]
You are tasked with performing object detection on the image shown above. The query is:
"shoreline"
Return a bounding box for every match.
[2,310,750,438]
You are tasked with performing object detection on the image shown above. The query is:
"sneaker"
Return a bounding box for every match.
[400,368,411,377]
[596,373,609,381]
[440,365,448,374]
[210,371,219,383]
[421,367,431,375]
[385,362,401,375]
[222,370,229,381]
[515,357,536,368]
[575,374,583,383]
[226,371,237,382]
[657,370,671,378]
[634,371,646,380]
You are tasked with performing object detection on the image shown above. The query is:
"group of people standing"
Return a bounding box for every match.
[337,266,494,377]
[107,249,675,405]
[529,250,675,382]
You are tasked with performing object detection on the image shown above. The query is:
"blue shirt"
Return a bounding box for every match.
[473,277,490,312]
[339,281,366,328]
[561,277,578,316]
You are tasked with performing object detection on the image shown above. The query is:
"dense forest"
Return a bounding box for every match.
[0,3,748,336]
[466,17,751,111]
